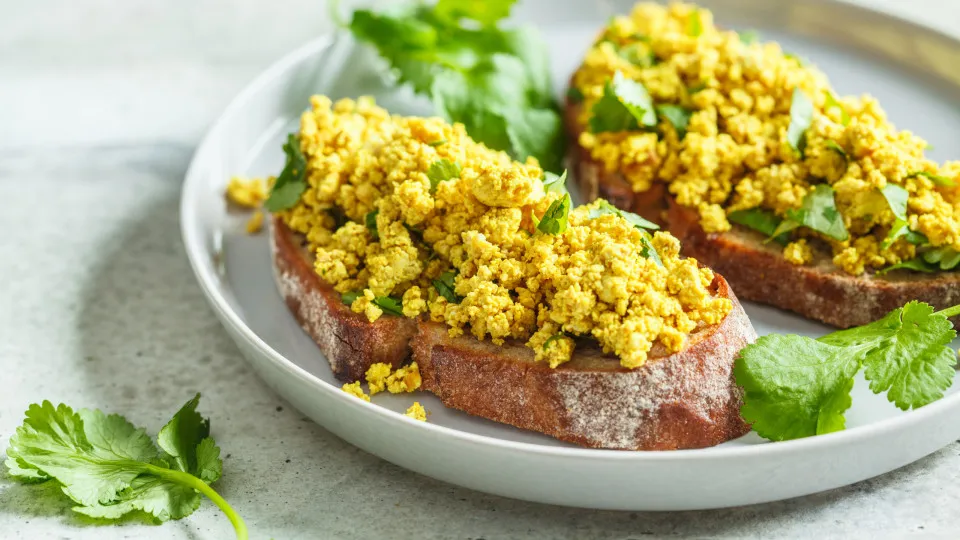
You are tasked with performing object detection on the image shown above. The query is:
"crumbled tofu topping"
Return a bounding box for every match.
[277,95,731,368]
[341,381,369,402]
[572,2,960,275]
[405,402,427,422]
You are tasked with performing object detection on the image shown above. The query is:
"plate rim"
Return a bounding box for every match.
[180,21,960,464]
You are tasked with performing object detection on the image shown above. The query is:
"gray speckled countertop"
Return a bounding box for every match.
[3,1,960,538]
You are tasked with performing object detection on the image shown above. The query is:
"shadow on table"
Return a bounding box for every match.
[57,154,951,539]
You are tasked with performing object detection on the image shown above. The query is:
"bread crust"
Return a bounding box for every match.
[270,216,417,382]
[414,275,754,451]
[566,98,960,328]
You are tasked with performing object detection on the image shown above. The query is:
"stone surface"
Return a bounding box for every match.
[2,0,960,538]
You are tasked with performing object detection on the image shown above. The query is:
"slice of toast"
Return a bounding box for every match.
[270,216,754,450]
[271,216,417,381]
[566,100,960,328]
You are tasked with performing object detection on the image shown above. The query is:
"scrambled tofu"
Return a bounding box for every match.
[277,95,731,369]
[225,177,268,233]
[365,362,422,395]
[405,402,427,422]
[572,2,960,275]
[341,381,369,402]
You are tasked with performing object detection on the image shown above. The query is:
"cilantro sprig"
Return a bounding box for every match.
[588,71,657,133]
[264,134,307,212]
[536,193,572,235]
[587,200,662,265]
[4,395,247,539]
[345,0,564,172]
[770,184,848,241]
[786,88,813,157]
[737,302,960,441]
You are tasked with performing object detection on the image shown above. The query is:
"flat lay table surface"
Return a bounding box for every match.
[3,0,960,538]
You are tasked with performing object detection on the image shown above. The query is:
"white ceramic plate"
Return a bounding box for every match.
[181,0,960,510]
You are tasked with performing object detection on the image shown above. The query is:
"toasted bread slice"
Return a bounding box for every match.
[271,214,753,449]
[566,100,960,328]
[413,273,754,450]
[270,216,417,381]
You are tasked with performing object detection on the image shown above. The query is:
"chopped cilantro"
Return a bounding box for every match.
[824,140,847,161]
[427,159,461,193]
[923,246,960,270]
[566,86,585,104]
[543,333,567,351]
[341,291,361,306]
[823,91,850,126]
[656,104,693,140]
[728,208,789,245]
[427,139,447,147]
[687,10,702,37]
[738,29,760,44]
[365,209,379,240]
[770,184,848,241]
[537,193,571,235]
[373,296,405,317]
[432,271,461,303]
[786,88,813,157]
[542,170,569,195]
[907,170,955,188]
[264,134,307,212]
[588,71,657,133]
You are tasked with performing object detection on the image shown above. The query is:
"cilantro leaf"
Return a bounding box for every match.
[432,271,461,303]
[427,139,447,147]
[824,91,850,126]
[618,43,657,68]
[687,10,702,37]
[427,159,462,193]
[365,209,379,240]
[341,291,361,306]
[879,183,909,221]
[877,257,938,275]
[506,107,564,173]
[923,246,960,270]
[728,208,789,244]
[264,134,307,212]
[588,199,659,230]
[373,296,405,317]
[882,219,927,250]
[736,301,959,441]
[771,184,848,241]
[907,170,955,188]
[4,397,247,538]
[537,193,571,235]
[566,86,585,104]
[588,71,657,133]
[433,0,516,27]
[543,333,567,351]
[786,88,814,157]
[542,170,569,195]
[657,104,693,140]
[735,335,861,440]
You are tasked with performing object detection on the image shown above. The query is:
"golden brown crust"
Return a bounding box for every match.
[565,97,960,328]
[414,275,753,450]
[270,216,417,382]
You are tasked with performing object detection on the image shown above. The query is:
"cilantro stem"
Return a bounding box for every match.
[144,464,248,540]
[934,304,960,319]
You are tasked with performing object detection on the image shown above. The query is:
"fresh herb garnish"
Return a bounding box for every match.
[618,43,657,68]
[4,396,247,539]
[881,220,927,250]
[365,209,380,240]
[736,301,959,441]
[656,104,693,140]
[728,208,789,244]
[824,140,847,161]
[923,246,960,270]
[373,296,405,316]
[588,71,657,133]
[738,29,760,44]
[823,91,850,126]
[879,184,908,221]
[588,199,659,230]
[907,170,955,188]
[346,0,564,172]
[784,52,807,66]
[770,184,848,241]
[432,270,461,303]
[543,333,567,351]
[566,86,585,104]
[687,82,708,94]
[542,170,569,195]
[877,257,938,275]
[264,134,307,212]
[427,138,447,147]
[537,193,572,235]
[687,10,702,37]
[342,291,361,306]
[786,88,813,157]
[427,159,462,193]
